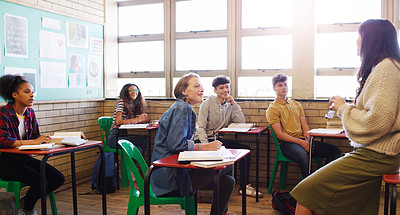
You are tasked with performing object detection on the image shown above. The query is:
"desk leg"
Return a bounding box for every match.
[390,184,397,215]
[267,129,270,192]
[384,183,389,215]
[255,132,261,202]
[308,137,314,175]
[70,153,78,215]
[40,155,50,215]
[147,130,152,164]
[144,165,157,215]
[115,129,120,190]
[98,145,107,215]
[240,156,247,215]
[213,170,221,215]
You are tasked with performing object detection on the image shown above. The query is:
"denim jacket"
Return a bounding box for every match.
[150,99,196,196]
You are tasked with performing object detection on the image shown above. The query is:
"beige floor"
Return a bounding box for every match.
[30,180,400,215]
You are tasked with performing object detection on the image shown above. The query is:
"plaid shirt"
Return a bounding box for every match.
[0,103,40,148]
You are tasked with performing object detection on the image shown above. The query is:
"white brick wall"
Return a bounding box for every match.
[6,0,105,23]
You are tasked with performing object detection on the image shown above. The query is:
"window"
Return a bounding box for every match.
[238,0,293,98]
[174,0,229,79]
[117,1,166,96]
[116,0,394,99]
[314,0,381,98]
[175,0,227,32]
[176,38,227,71]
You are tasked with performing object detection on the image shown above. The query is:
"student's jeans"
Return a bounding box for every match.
[0,154,65,210]
[280,140,342,178]
[197,138,251,185]
[218,139,251,186]
[162,166,235,215]
[107,128,148,154]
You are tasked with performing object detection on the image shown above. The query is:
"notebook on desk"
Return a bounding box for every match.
[307,128,344,135]
[51,131,87,146]
[190,159,234,168]
[178,151,223,162]
[218,123,256,132]
[60,138,88,146]
[119,123,150,129]
[18,143,59,150]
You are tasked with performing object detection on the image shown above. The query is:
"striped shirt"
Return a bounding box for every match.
[110,99,129,130]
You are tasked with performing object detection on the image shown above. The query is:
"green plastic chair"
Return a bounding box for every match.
[98,116,129,187]
[118,140,196,215]
[0,179,57,214]
[268,125,323,194]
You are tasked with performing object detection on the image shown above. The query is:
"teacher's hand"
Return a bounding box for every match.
[329,96,346,110]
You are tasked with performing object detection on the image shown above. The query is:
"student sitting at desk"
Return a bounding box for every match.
[194,75,261,198]
[0,75,65,215]
[151,73,236,215]
[266,73,341,179]
[107,83,149,154]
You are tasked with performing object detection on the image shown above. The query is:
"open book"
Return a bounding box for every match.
[18,143,57,150]
[178,151,223,162]
[307,128,344,135]
[218,123,256,132]
[51,131,87,146]
[190,159,234,168]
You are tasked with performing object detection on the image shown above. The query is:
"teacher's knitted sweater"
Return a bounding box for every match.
[337,58,400,155]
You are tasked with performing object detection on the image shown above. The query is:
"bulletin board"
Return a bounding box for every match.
[0,0,104,102]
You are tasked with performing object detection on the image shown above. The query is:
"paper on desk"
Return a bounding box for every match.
[219,146,235,158]
[190,159,234,168]
[119,123,150,129]
[18,143,55,150]
[218,127,250,132]
[307,128,344,135]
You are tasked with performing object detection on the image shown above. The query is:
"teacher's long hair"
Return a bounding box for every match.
[356,19,400,100]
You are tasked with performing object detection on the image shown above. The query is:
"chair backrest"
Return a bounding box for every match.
[118,140,153,195]
[98,116,113,150]
[269,124,285,157]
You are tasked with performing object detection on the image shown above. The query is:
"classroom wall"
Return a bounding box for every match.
[4,0,105,24]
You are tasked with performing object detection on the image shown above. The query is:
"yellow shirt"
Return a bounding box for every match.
[266,98,305,139]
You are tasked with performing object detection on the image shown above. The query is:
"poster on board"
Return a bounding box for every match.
[68,53,86,88]
[39,30,66,59]
[5,67,37,94]
[40,61,67,88]
[66,21,88,48]
[87,55,102,88]
[4,13,28,58]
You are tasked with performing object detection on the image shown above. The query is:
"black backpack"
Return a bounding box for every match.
[91,152,116,194]
[271,190,297,215]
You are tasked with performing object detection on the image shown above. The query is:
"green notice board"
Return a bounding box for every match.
[0,0,104,102]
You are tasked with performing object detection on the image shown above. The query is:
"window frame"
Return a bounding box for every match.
[114,0,396,99]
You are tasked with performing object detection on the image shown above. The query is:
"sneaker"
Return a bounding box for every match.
[19,208,38,215]
[238,184,263,198]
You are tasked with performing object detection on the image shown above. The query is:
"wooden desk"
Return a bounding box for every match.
[217,126,269,202]
[0,141,107,215]
[144,149,250,215]
[309,132,347,174]
[116,125,158,188]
